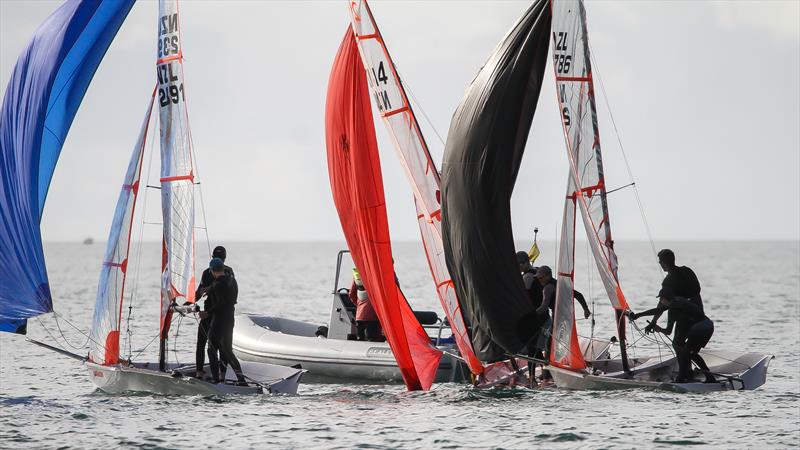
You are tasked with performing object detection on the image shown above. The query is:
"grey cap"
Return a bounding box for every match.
[209,257,225,270]
[535,265,552,278]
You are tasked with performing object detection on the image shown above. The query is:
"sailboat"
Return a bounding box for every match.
[0,0,304,396]
[440,0,772,392]
[347,0,613,388]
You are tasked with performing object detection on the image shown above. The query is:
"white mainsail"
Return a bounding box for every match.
[347,0,483,374]
[550,0,629,368]
[89,93,155,365]
[157,0,196,335]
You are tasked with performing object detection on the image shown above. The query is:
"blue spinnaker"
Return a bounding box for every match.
[0,0,135,334]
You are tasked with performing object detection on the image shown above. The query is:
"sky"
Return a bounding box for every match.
[1,0,798,243]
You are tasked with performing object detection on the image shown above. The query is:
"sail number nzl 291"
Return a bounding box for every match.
[156,13,185,108]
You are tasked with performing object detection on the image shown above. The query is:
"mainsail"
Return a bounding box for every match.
[325,29,442,390]
[549,0,629,370]
[89,93,155,365]
[347,0,482,374]
[440,0,552,362]
[0,0,135,334]
[156,0,196,341]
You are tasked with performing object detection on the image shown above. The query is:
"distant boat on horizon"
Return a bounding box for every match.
[82,237,94,245]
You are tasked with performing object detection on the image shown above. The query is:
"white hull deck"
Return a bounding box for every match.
[233,314,468,383]
[86,360,305,395]
[550,349,772,393]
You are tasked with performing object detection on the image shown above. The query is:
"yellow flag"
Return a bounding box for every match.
[528,242,540,263]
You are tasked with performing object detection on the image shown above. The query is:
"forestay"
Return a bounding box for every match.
[325,29,442,391]
[0,0,135,334]
[157,0,196,334]
[89,94,155,365]
[347,0,482,374]
[549,0,628,369]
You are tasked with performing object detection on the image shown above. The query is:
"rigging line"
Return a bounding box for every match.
[605,182,635,195]
[183,92,212,260]
[588,44,658,259]
[127,108,159,359]
[51,312,92,350]
[394,66,446,147]
[36,317,80,355]
[171,314,183,367]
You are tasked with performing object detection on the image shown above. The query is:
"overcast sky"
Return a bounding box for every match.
[1,0,798,243]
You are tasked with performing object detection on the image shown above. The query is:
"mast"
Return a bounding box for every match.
[89,92,155,365]
[347,0,483,374]
[550,0,630,372]
[156,0,196,370]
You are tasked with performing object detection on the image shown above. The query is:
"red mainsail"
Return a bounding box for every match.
[325,29,442,391]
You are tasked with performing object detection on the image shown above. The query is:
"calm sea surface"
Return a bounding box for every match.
[1,241,798,449]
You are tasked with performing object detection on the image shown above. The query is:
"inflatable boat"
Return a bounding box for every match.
[233,250,469,383]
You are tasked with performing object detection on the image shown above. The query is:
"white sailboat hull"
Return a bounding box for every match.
[86,360,305,395]
[233,314,468,383]
[550,349,772,393]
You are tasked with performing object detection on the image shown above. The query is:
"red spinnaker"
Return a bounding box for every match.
[325,29,442,391]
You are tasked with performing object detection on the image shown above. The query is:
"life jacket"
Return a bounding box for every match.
[523,268,543,310]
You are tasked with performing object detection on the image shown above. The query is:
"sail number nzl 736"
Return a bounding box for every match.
[553,31,572,127]
[157,13,184,108]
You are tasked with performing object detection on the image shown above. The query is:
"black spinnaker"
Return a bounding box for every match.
[441,0,551,363]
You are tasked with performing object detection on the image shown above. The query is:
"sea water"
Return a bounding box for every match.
[1,241,798,449]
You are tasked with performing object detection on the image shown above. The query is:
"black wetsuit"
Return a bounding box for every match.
[206,273,245,383]
[663,265,703,309]
[635,299,714,382]
[194,265,234,375]
[654,266,704,352]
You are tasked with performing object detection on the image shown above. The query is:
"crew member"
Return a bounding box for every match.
[629,288,715,383]
[535,265,591,322]
[657,249,703,309]
[647,249,704,356]
[350,269,382,342]
[194,246,234,379]
[205,257,246,384]
[516,251,547,358]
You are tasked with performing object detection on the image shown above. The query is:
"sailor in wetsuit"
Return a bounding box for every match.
[646,249,705,349]
[517,251,546,355]
[205,257,246,384]
[194,246,234,379]
[629,287,716,383]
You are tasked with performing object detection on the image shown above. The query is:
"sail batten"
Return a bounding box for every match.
[348,0,482,373]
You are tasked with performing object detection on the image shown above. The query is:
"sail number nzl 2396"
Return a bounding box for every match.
[156,13,184,108]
